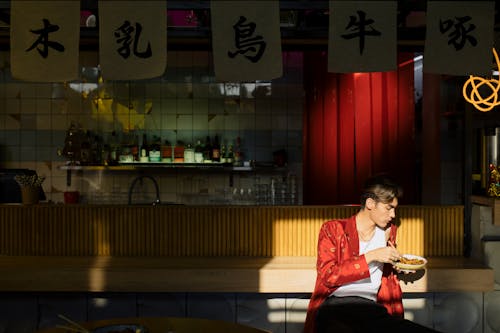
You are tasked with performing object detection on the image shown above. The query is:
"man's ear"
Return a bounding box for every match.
[366,197,376,210]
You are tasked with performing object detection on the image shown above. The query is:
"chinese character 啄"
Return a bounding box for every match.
[228,16,266,63]
[26,18,65,58]
[114,21,152,59]
[439,16,477,51]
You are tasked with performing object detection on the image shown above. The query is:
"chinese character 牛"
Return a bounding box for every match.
[341,10,381,55]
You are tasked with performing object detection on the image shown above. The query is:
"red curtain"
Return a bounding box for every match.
[303,51,417,205]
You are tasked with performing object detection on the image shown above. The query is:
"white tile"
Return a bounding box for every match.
[37,295,87,330]
[137,293,186,317]
[187,293,236,322]
[193,98,209,115]
[0,295,38,333]
[88,294,137,321]
[286,295,309,333]
[485,290,500,333]
[433,292,483,333]
[402,294,434,328]
[237,294,286,333]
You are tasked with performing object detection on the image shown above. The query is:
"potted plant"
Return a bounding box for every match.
[14,174,45,205]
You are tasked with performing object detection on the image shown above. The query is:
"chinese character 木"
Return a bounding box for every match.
[439,16,477,51]
[228,16,266,63]
[26,18,65,58]
[341,10,381,55]
[114,21,152,59]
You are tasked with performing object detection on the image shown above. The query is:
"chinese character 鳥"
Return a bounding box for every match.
[439,16,477,51]
[26,18,65,58]
[341,10,381,55]
[227,16,266,63]
[114,21,152,59]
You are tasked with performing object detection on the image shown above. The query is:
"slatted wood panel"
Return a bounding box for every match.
[0,205,463,257]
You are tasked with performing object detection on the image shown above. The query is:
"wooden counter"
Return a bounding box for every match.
[0,255,493,293]
[0,204,464,257]
[1,204,491,294]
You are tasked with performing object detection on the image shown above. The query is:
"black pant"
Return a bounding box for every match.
[316,296,442,333]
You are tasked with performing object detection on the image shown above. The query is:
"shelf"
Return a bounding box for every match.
[59,162,254,171]
[58,162,285,186]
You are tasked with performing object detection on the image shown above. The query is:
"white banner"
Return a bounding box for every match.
[211,0,282,82]
[10,1,80,82]
[424,1,495,75]
[328,1,397,73]
[99,0,167,80]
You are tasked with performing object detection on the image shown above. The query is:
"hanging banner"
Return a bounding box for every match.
[211,0,282,82]
[424,1,494,75]
[10,0,80,82]
[99,0,167,80]
[328,1,397,73]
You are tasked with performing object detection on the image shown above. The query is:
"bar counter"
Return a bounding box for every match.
[0,204,493,293]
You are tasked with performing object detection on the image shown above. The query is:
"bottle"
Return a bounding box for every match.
[91,134,102,165]
[174,141,185,163]
[80,130,91,165]
[212,134,220,162]
[184,143,195,163]
[194,139,204,163]
[220,143,227,163]
[233,137,242,166]
[131,134,139,161]
[140,133,149,162]
[226,144,234,164]
[203,136,212,163]
[109,130,119,165]
[149,136,161,162]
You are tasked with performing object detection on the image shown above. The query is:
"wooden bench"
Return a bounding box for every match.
[0,255,493,293]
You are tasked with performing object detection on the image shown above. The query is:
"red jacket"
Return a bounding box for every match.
[303,215,404,333]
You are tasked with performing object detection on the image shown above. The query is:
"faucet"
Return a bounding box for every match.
[128,175,161,205]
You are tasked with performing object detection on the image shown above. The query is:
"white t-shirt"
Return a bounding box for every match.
[331,226,386,301]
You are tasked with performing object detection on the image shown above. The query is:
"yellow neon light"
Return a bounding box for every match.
[462,48,500,112]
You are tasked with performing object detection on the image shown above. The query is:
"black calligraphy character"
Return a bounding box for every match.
[114,21,152,59]
[26,18,65,58]
[227,16,266,63]
[340,10,381,55]
[439,16,477,51]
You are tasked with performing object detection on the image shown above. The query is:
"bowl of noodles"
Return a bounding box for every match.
[394,254,427,270]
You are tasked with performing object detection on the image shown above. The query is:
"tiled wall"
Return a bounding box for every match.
[1,291,498,333]
[0,51,304,205]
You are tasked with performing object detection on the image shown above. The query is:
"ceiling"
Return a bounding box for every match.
[0,0,498,52]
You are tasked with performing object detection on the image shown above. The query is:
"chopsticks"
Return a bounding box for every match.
[57,314,90,333]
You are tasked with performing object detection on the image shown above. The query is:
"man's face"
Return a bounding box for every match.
[367,197,398,228]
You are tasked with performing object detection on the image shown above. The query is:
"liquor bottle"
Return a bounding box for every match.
[220,143,227,163]
[203,136,212,163]
[131,134,139,161]
[109,130,119,165]
[226,144,234,164]
[80,130,91,165]
[212,134,221,162]
[233,136,242,166]
[194,139,204,163]
[91,134,102,165]
[140,133,149,161]
[184,142,195,163]
[149,136,161,162]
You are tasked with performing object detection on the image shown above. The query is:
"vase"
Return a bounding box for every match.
[21,186,40,205]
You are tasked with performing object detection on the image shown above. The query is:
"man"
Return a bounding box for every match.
[303,175,440,333]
